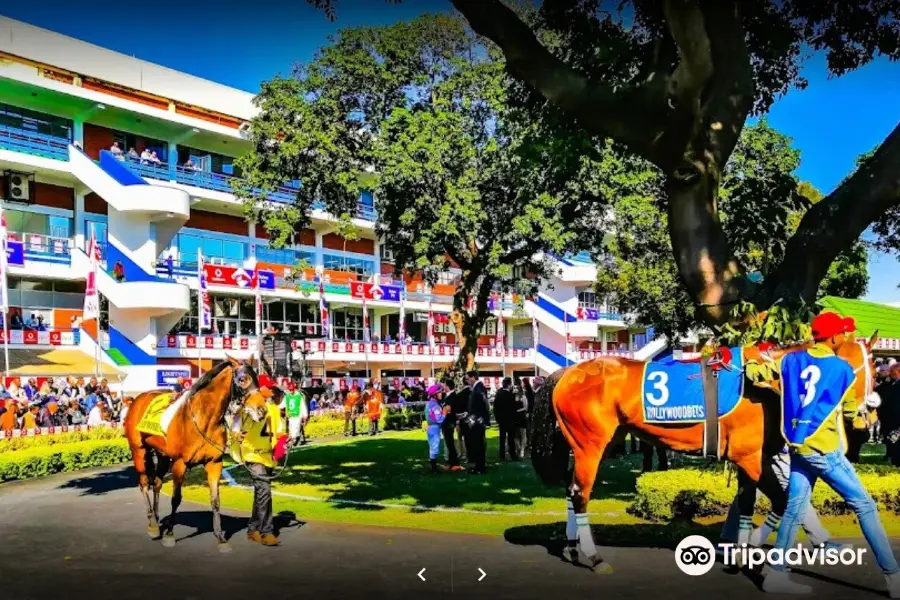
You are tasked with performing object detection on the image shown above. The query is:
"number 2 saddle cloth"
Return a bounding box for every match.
[135,391,189,437]
[641,347,744,424]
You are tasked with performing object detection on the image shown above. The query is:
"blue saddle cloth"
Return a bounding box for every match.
[641,347,744,424]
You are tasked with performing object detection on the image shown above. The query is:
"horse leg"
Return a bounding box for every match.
[568,447,612,574]
[733,452,764,569]
[162,459,187,548]
[152,454,171,535]
[133,446,159,538]
[205,461,232,553]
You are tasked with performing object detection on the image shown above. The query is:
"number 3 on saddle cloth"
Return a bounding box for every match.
[641,347,744,424]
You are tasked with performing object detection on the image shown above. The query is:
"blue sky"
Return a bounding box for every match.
[3,1,898,304]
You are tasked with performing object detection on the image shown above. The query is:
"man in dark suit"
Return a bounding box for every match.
[441,379,462,470]
[463,370,490,474]
[493,377,518,460]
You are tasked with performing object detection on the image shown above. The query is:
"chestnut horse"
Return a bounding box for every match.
[123,357,268,552]
[530,334,878,573]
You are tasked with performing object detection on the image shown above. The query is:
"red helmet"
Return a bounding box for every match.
[287,381,297,392]
[811,312,855,341]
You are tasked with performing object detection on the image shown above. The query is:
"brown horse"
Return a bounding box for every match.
[123,357,268,552]
[530,334,879,572]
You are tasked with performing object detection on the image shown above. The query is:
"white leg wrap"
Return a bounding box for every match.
[575,513,597,557]
[566,500,577,541]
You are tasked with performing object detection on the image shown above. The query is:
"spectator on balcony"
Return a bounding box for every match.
[110,141,124,160]
[184,158,201,172]
[70,315,82,331]
[36,315,46,331]
[9,312,24,330]
[140,148,154,165]
[149,151,163,166]
[66,400,86,426]
[127,147,139,161]
[113,260,125,282]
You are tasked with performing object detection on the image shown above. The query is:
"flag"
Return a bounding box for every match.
[0,206,8,328]
[398,287,406,343]
[427,296,435,349]
[83,231,100,320]
[496,307,505,351]
[318,277,330,339]
[197,250,211,330]
[245,257,262,341]
[362,295,370,342]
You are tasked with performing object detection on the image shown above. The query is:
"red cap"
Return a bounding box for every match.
[811,312,855,341]
[287,381,297,391]
[257,374,277,389]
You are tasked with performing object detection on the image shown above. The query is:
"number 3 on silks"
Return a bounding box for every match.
[799,365,821,407]
[645,371,669,406]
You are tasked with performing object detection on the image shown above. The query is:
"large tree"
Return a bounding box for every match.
[236,13,606,371]
[307,0,900,329]
[596,121,870,341]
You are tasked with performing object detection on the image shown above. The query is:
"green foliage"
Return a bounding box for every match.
[303,404,427,438]
[237,13,605,363]
[0,426,123,454]
[719,301,814,347]
[630,467,900,522]
[0,439,131,482]
[595,122,869,341]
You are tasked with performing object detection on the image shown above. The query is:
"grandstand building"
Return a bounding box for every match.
[0,16,665,392]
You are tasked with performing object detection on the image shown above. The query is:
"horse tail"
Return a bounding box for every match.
[530,368,571,487]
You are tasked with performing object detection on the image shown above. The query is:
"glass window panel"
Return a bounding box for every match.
[284,302,300,323]
[179,235,201,265]
[223,240,245,263]
[269,301,284,322]
[48,216,71,239]
[201,238,223,259]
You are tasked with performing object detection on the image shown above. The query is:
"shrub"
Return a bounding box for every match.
[0,439,132,482]
[629,467,900,521]
[0,426,123,454]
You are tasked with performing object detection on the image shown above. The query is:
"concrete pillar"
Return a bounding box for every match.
[73,119,84,147]
[167,141,178,178]
[74,187,86,250]
[314,231,325,269]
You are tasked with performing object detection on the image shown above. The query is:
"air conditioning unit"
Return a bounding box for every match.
[380,247,395,263]
[7,172,31,202]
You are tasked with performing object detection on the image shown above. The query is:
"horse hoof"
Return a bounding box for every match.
[147,525,160,539]
[217,542,233,554]
[161,534,176,548]
[562,547,579,565]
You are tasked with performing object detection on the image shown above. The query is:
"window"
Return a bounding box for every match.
[172,295,323,338]
[174,233,247,266]
[437,270,461,286]
[322,253,375,278]
[5,277,85,310]
[332,307,364,340]
[359,190,374,207]
[0,104,73,139]
[177,145,237,176]
[577,289,600,310]
[5,210,71,238]
[113,131,167,161]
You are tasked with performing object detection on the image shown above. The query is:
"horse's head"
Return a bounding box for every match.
[226,355,268,423]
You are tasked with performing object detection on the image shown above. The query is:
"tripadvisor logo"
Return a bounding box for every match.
[674,535,867,575]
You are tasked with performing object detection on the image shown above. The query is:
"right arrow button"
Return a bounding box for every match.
[477,568,486,582]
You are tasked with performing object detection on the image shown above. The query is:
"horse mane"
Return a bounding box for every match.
[186,360,233,397]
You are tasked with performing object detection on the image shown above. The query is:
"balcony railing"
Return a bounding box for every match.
[6,231,73,265]
[115,156,377,220]
[0,125,69,161]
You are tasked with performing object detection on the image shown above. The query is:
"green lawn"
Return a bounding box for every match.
[175,430,900,543]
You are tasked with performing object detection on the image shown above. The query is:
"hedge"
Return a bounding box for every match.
[0,427,123,454]
[0,439,132,482]
[630,466,900,521]
[304,404,426,438]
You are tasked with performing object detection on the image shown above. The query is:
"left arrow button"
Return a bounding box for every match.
[417,568,427,581]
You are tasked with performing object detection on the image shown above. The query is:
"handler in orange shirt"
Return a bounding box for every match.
[363,381,383,436]
[344,384,361,437]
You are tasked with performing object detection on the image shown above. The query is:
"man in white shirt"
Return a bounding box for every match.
[87,400,107,426]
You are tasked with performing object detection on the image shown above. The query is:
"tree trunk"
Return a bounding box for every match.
[448,272,495,377]
[665,159,744,326]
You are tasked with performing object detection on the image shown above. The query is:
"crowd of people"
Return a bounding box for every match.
[0,376,128,434]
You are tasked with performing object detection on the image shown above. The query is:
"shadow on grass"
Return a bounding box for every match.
[219,431,654,512]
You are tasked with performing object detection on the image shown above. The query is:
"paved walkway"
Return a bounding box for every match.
[0,465,895,600]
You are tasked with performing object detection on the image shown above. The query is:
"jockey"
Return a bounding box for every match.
[229,372,285,547]
[746,312,899,596]
[424,383,449,474]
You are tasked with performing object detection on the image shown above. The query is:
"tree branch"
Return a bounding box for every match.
[766,121,900,303]
[700,0,754,167]
[450,0,672,164]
